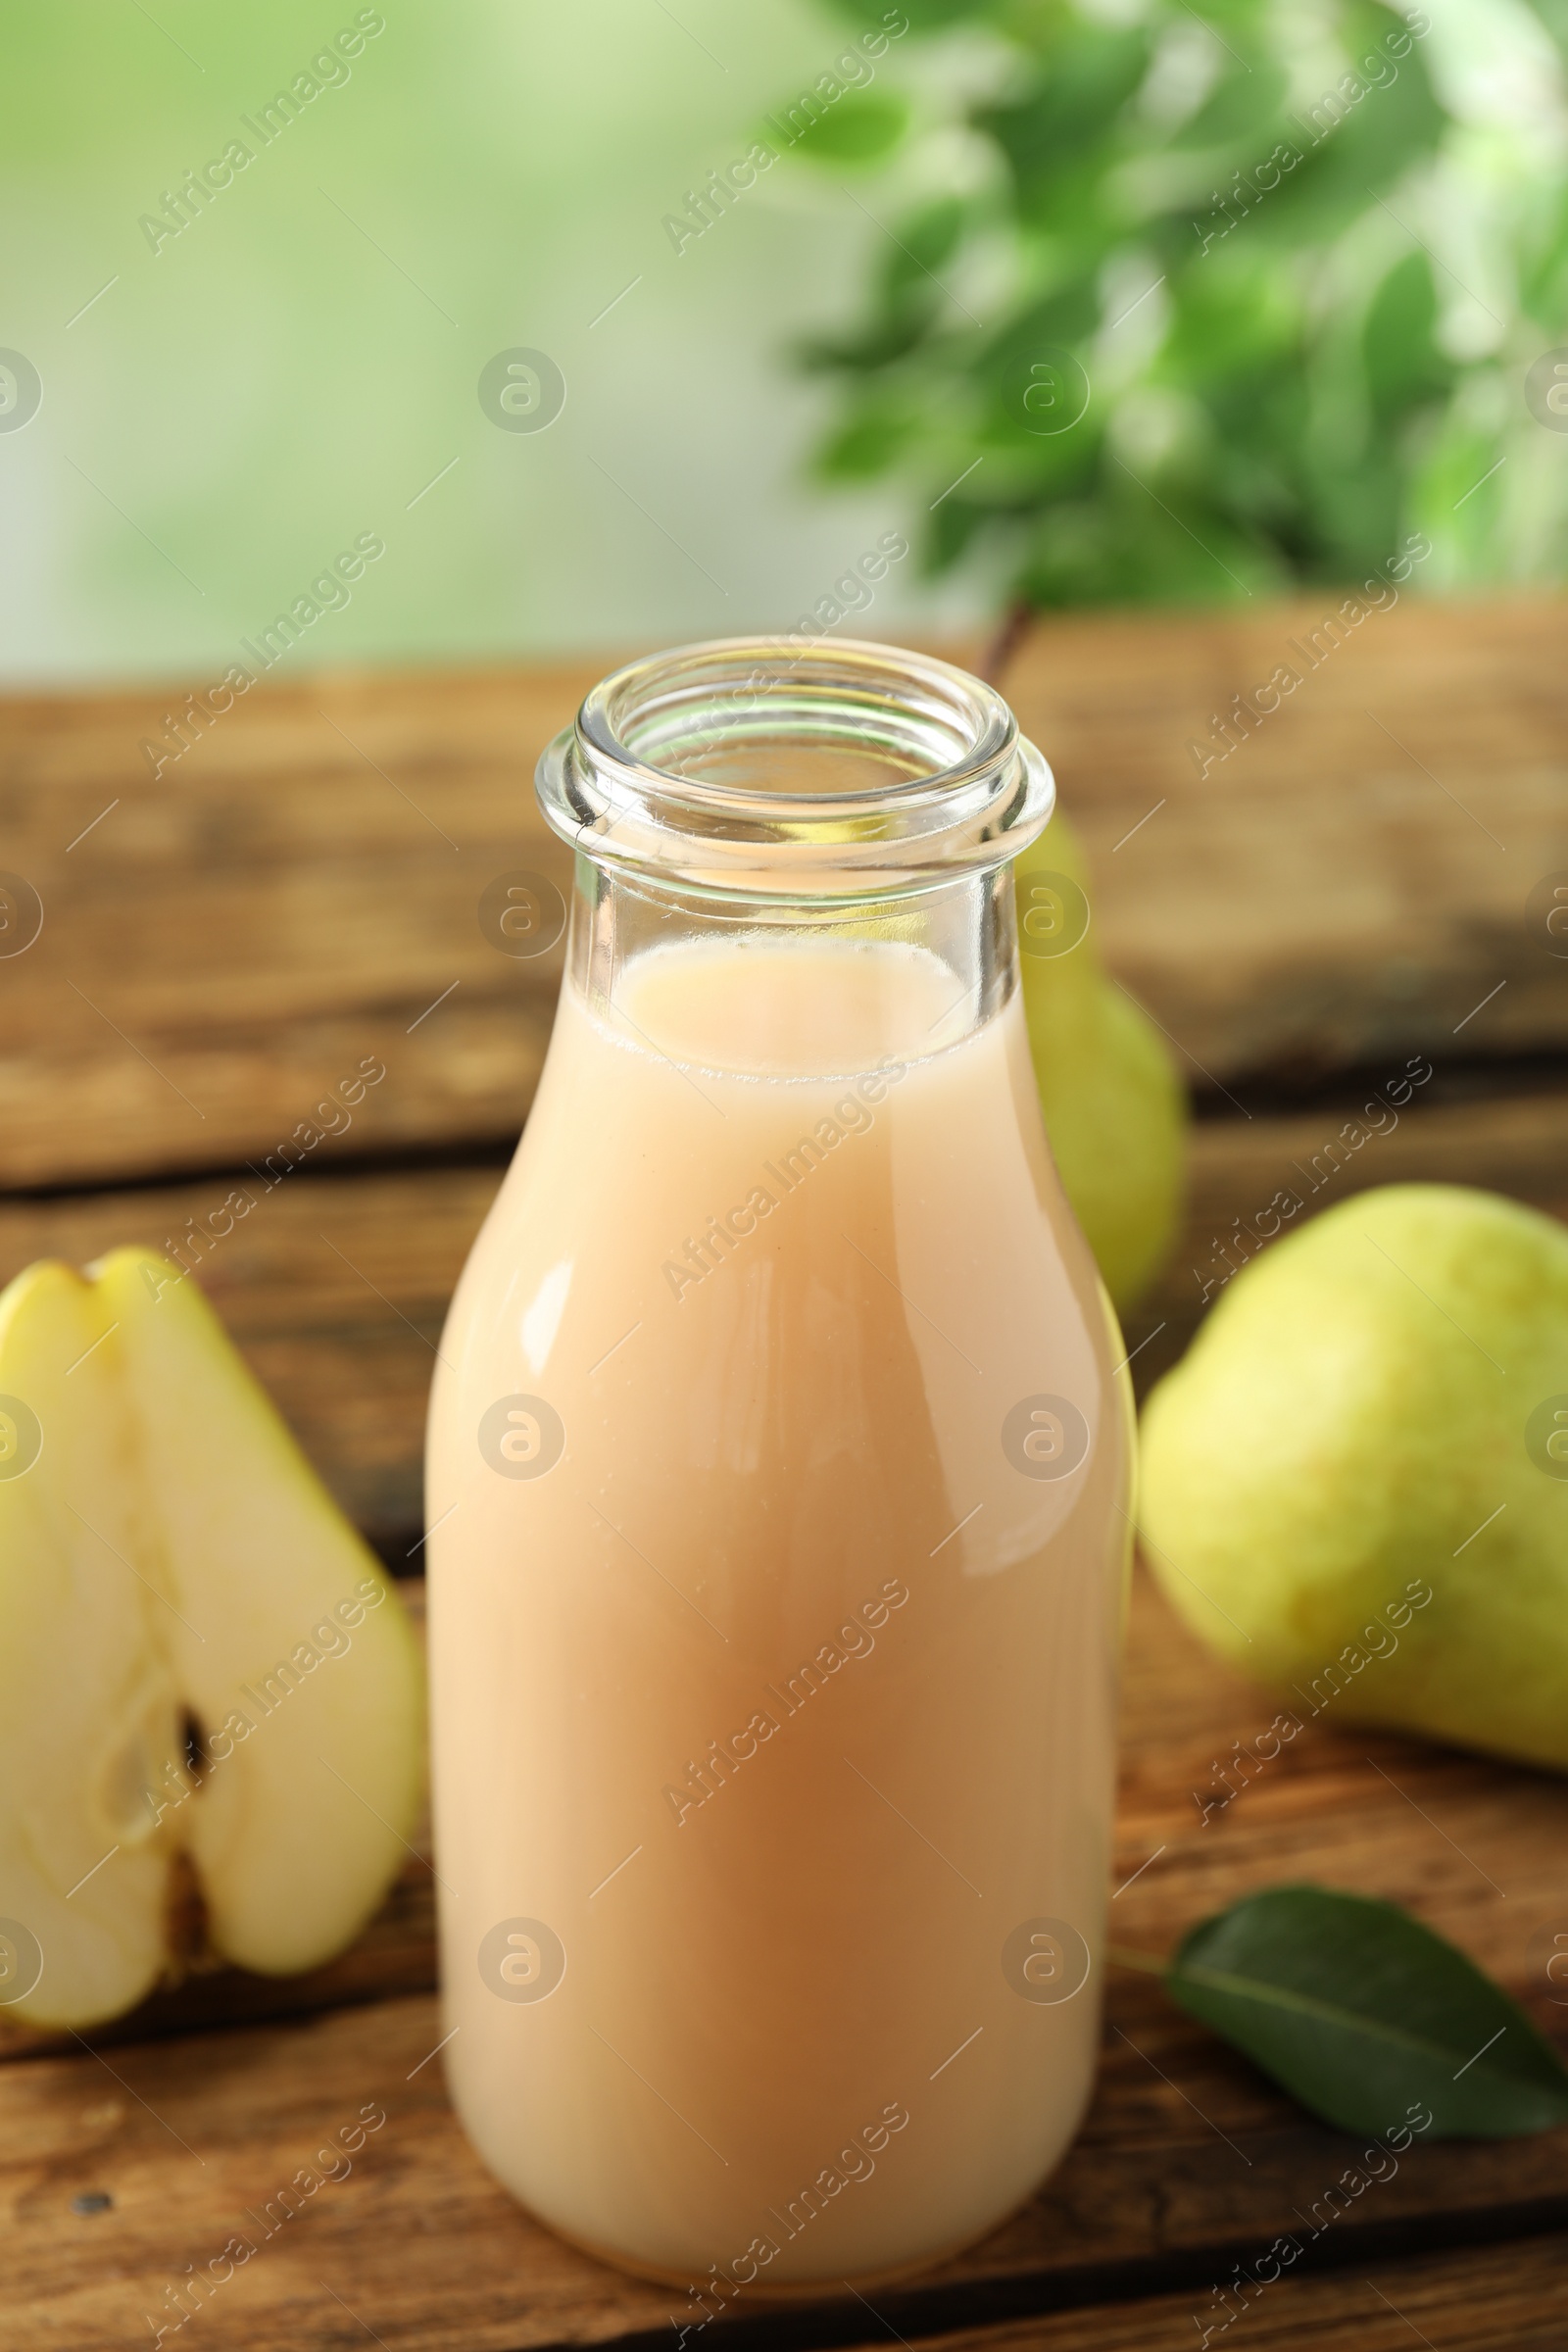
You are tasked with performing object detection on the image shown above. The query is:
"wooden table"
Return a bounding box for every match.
[4,599,1567,2349]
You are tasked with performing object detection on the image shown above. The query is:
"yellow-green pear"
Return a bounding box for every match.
[0,1249,424,2029]
[1015,812,1186,1310]
[1139,1184,1568,1774]
[0,1262,179,2027]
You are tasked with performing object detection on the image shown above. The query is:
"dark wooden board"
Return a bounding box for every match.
[6,1571,1567,2350]
[1128,1074,1568,1391]
[881,2236,1568,2349]
[4,615,1567,2351]
[0,1084,1561,1538]
[1005,594,1568,1084]
[2,598,1565,1195]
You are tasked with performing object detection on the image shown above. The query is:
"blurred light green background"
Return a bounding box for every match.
[0,0,963,683]
[5,0,1560,687]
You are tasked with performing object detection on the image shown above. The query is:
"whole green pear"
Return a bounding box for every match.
[1139,1183,1568,1773]
[1015,812,1186,1311]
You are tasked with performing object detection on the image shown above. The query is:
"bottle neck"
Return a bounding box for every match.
[537,637,1053,906]
[537,636,1051,1069]
[564,857,1021,1069]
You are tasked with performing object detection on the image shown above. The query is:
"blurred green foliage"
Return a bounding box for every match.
[783,0,1568,610]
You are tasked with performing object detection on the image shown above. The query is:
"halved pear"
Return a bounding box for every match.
[0,1249,424,2028]
[0,1262,183,2027]
[89,1249,426,1979]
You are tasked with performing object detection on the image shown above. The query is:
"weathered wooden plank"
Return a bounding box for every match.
[0,667,580,1192]
[2,601,1564,1192]
[11,1549,1563,2054]
[6,1571,1566,2348]
[6,623,1564,2350]
[875,2236,1568,2349]
[1,1083,1561,1537]
[0,1166,500,1540]
[1004,593,1568,1085]
[1124,1077,1568,1391]
[1,1993,663,2352]
[9,1947,1568,2348]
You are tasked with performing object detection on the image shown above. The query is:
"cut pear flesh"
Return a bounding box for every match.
[0,1250,423,2029]
[0,1263,180,2027]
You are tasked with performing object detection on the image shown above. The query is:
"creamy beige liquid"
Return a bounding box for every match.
[427,937,1129,2295]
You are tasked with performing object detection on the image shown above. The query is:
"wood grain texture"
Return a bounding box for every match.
[0,667,579,1192]
[4,619,1566,2350]
[1004,593,1568,1087]
[6,1573,1565,2349]
[0,1166,499,1540]
[877,2237,1568,2349]
[1,1084,1561,1537]
[3,597,1564,1192]
[1123,1077,1568,1392]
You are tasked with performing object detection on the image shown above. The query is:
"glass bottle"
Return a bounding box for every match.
[426,637,1132,2295]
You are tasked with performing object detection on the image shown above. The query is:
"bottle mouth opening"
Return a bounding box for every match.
[535,636,1054,902]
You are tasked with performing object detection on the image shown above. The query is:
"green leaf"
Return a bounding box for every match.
[927,490,998,570]
[796,315,932,371]
[880,193,968,309]
[1518,181,1568,328]
[1361,251,1452,427]
[977,24,1150,201]
[825,0,988,26]
[1518,0,1568,63]
[975,280,1101,396]
[1170,59,1290,151]
[1252,24,1446,243]
[795,0,1554,611]
[1162,257,1300,386]
[813,394,922,475]
[784,89,912,164]
[1167,1886,1568,2139]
